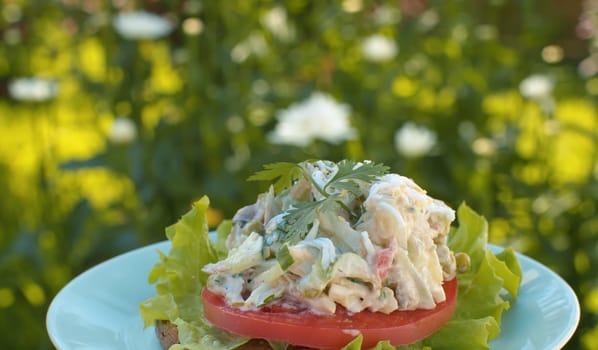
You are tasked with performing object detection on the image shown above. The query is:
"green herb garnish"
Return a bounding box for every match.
[282,195,338,243]
[325,160,389,195]
[247,162,303,194]
[249,160,389,243]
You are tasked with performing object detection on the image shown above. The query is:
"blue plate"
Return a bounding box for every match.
[46,242,580,349]
[487,245,580,350]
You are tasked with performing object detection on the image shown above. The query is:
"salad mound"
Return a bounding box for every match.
[140,160,522,350]
[204,160,458,315]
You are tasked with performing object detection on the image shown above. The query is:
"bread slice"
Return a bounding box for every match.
[155,320,179,349]
[155,320,311,349]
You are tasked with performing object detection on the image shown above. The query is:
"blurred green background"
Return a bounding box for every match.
[1,0,597,348]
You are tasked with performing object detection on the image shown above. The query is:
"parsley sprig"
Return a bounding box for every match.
[249,160,389,243]
[247,162,303,194]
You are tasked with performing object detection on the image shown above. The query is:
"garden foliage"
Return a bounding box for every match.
[0,1,597,349]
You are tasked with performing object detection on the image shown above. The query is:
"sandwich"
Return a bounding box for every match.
[140,159,521,350]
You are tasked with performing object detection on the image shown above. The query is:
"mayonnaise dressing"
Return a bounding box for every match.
[204,162,458,315]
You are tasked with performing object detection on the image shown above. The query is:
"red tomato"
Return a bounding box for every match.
[201,278,458,349]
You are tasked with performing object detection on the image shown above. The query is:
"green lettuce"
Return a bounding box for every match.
[140,199,521,350]
[341,335,396,350]
[139,196,248,350]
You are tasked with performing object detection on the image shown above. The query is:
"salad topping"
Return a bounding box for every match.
[139,159,523,350]
[203,160,462,315]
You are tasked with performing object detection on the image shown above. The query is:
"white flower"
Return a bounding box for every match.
[113,11,173,40]
[394,122,437,158]
[578,55,598,78]
[261,6,295,42]
[108,117,137,144]
[361,35,398,62]
[519,74,554,99]
[342,0,363,13]
[8,77,58,102]
[418,9,440,32]
[182,17,204,36]
[231,32,268,63]
[372,5,400,25]
[269,92,356,147]
[472,137,497,156]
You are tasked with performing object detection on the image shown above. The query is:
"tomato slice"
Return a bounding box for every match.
[202,278,457,349]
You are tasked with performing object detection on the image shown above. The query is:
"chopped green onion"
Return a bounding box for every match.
[276,244,295,271]
[258,294,279,308]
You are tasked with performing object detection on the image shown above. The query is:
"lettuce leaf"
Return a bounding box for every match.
[214,219,233,260]
[341,335,397,350]
[139,196,248,350]
[140,199,521,350]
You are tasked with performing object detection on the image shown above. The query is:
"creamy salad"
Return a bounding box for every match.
[203,160,458,315]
